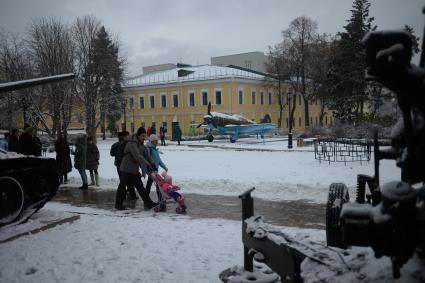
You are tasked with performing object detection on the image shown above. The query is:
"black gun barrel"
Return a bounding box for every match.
[0,73,75,93]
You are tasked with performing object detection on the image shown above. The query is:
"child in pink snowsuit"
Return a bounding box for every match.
[151,171,186,213]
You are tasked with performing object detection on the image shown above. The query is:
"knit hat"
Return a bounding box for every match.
[136,127,146,136]
[118,131,129,137]
[148,134,159,142]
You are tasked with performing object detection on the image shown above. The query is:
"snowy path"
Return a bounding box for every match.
[54,187,325,229]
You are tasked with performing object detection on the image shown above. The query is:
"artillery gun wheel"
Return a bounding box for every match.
[207,134,214,142]
[326,183,349,248]
[0,176,25,226]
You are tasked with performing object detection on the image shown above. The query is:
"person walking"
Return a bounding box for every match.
[175,125,182,146]
[151,124,156,135]
[55,133,72,184]
[115,127,157,210]
[145,134,168,201]
[110,131,138,199]
[86,136,100,186]
[159,125,166,146]
[73,135,88,190]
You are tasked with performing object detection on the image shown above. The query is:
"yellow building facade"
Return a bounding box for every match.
[122,65,332,138]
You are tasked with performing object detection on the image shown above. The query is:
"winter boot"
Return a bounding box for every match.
[126,187,138,200]
[95,173,99,187]
[176,205,186,214]
[89,172,95,186]
[79,183,88,190]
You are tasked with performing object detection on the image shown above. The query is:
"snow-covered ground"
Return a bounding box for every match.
[1,136,417,283]
[1,203,423,282]
[51,137,400,203]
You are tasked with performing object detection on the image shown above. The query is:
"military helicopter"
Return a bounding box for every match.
[197,102,276,143]
[0,73,75,227]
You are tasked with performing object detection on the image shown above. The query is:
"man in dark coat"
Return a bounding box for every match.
[72,135,88,190]
[18,126,41,156]
[115,127,157,210]
[55,133,72,184]
[110,131,137,199]
[86,136,100,186]
[8,129,20,152]
[159,126,166,146]
[175,125,182,146]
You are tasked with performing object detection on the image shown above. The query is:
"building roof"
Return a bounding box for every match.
[124,64,269,88]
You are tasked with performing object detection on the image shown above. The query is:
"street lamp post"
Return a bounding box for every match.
[287,92,293,149]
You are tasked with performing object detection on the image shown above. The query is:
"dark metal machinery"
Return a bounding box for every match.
[221,7,425,282]
[0,73,75,227]
[326,10,425,279]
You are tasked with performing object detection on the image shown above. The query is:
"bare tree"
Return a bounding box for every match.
[0,31,34,131]
[282,16,318,127]
[72,15,101,140]
[265,48,285,128]
[27,17,75,137]
[309,34,336,126]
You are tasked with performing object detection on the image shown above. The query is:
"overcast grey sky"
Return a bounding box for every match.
[0,0,423,76]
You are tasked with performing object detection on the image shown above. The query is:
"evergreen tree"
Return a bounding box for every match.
[326,0,376,124]
[404,25,421,54]
[83,25,124,140]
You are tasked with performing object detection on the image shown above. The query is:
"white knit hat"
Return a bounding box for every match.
[148,134,159,142]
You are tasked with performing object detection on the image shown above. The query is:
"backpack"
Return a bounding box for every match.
[116,140,128,168]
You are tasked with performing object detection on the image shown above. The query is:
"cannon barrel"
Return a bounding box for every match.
[0,73,75,93]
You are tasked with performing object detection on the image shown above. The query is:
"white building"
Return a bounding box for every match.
[211,51,268,73]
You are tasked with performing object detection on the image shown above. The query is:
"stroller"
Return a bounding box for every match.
[150,171,187,214]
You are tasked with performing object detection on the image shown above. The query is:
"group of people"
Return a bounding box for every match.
[1,125,43,156]
[110,126,186,213]
[54,133,100,190]
[1,123,186,212]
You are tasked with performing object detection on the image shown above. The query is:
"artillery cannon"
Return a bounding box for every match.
[326,25,425,278]
[221,8,425,283]
[0,73,75,227]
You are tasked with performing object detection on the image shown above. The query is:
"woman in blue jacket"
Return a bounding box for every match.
[144,134,168,202]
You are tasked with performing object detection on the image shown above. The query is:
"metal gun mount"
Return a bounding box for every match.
[0,73,75,227]
[326,16,425,279]
[220,8,425,283]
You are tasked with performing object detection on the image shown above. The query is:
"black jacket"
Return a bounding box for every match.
[18,133,40,156]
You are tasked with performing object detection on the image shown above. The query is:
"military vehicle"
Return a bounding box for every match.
[0,73,75,227]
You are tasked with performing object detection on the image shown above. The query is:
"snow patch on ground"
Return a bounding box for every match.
[53,138,400,204]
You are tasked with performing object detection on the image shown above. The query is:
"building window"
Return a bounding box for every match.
[129,97,134,110]
[201,91,208,106]
[251,91,256,104]
[149,95,155,108]
[299,117,302,127]
[139,96,144,109]
[268,90,272,104]
[188,91,195,107]
[215,89,222,105]
[161,94,166,108]
[238,90,244,105]
[245,60,252,69]
[173,94,179,108]
[260,91,264,105]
